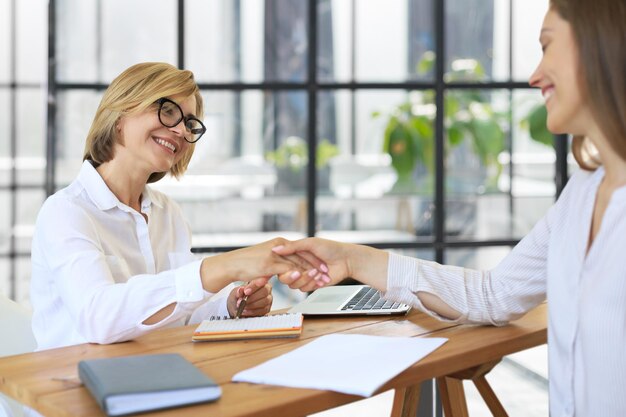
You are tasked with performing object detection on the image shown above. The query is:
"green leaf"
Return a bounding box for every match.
[382,116,399,153]
[417,51,436,75]
[527,105,553,146]
[387,122,418,176]
[317,139,339,169]
[445,96,460,119]
[469,118,504,165]
[447,122,464,146]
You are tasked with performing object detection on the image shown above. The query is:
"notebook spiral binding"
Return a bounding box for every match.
[208,315,230,321]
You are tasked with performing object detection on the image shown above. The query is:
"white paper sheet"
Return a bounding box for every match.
[232,334,447,397]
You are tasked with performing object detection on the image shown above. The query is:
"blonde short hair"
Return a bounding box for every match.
[83,62,203,183]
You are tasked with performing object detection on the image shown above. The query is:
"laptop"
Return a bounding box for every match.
[288,285,411,316]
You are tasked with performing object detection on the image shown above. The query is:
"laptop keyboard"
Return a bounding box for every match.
[341,287,403,311]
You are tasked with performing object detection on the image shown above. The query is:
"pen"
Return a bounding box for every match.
[235,294,248,319]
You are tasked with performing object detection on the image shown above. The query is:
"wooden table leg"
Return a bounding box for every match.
[436,358,508,417]
[437,376,469,417]
[473,375,508,417]
[390,385,421,417]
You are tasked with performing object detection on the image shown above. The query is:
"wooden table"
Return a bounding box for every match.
[0,304,546,417]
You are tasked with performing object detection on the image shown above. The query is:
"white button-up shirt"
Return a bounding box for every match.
[386,167,626,417]
[31,161,231,350]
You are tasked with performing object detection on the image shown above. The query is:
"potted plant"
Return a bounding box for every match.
[373,51,509,194]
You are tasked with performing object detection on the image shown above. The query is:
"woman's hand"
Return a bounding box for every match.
[272,237,388,292]
[200,237,328,293]
[226,277,273,318]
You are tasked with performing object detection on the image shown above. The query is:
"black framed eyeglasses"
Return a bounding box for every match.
[155,97,206,143]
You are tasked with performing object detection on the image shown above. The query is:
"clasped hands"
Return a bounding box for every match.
[225,237,353,318]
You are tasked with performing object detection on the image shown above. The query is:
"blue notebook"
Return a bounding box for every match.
[78,353,221,416]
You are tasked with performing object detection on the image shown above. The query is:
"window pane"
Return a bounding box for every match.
[187,0,308,83]
[16,88,46,185]
[0,88,10,186]
[16,0,47,83]
[317,89,435,239]
[0,257,10,299]
[55,90,103,188]
[155,90,309,248]
[0,0,10,82]
[512,0,549,81]
[56,0,98,82]
[322,0,434,83]
[446,0,500,81]
[15,189,44,254]
[444,89,554,240]
[510,89,555,234]
[56,0,177,83]
[0,191,10,254]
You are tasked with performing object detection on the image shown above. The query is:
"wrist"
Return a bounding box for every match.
[200,255,236,293]
[350,245,388,290]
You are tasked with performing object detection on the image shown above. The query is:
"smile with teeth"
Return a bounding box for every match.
[153,137,177,153]
[543,87,555,102]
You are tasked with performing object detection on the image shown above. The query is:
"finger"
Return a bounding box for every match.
[294,251,328,273]
[271,240,305,256]
[242,295,273,316]
[244,285,272,304]
[273,240,328,271]
[283,253,315,270]
[277,270,301,285]
[302,276,326,292]
[243,277,271,295]
[242,306,271,317]
[236,285,246,298]
[244,293,272,310]
[287,270,318,290]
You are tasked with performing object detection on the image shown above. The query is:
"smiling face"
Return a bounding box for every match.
[114,95,197,177]
[529,9,593,136]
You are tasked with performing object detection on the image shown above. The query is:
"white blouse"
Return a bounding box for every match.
[386,167,626,417]
[30,161,231,350]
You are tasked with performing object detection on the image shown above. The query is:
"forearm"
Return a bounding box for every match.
[142,303,176,324]
[199,254,236,293]
[416,291,462,320]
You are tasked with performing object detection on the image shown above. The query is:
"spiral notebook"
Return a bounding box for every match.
[192,313,303,342]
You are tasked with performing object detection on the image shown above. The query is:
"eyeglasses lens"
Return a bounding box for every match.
[185,119,204,142]
[159,101,183,127]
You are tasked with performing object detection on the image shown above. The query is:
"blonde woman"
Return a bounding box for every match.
[31,63,321,350]
[276,0,626,415]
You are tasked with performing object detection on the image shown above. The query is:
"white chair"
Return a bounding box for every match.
[0,296,37,417]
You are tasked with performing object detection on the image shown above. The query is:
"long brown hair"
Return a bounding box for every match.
[83,62,203,183]
[550,0,626,170]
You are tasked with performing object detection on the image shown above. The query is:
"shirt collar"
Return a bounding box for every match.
[77,160,163,211]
